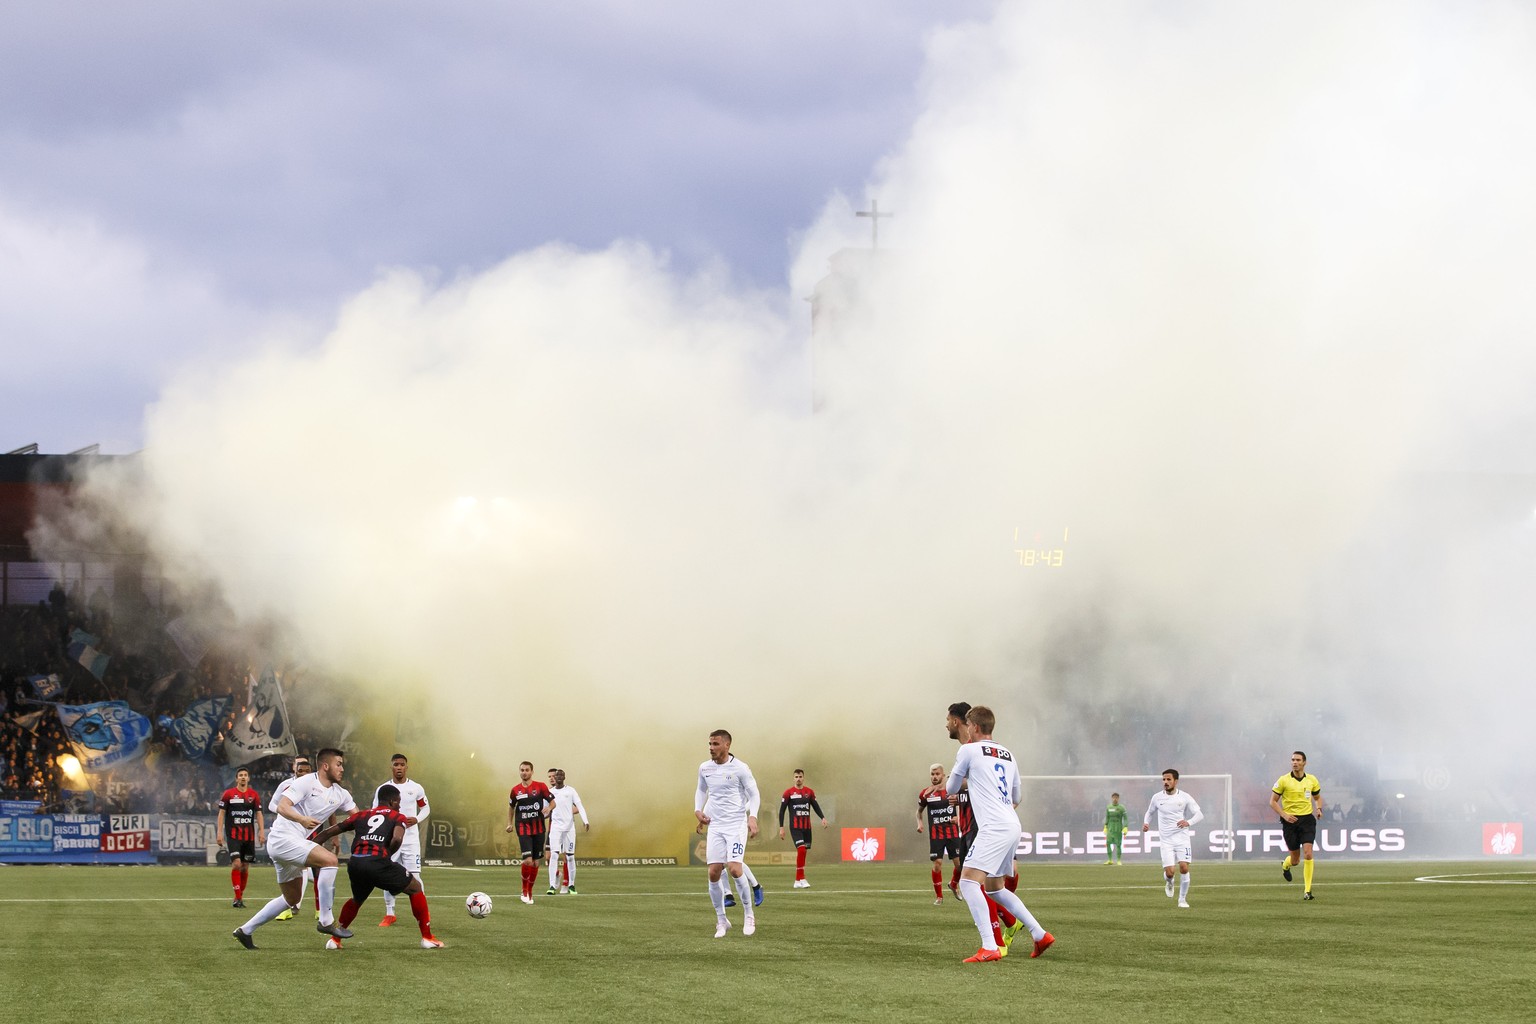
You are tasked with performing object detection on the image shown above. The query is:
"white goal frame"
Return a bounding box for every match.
[1017,774,1235,862]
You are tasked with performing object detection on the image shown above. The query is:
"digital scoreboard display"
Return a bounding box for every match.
[1013,526,1068,568]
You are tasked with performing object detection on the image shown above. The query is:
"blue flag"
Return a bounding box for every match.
[66,630,111,681]
[28,674,64,701]
[54,701,152,772]
[224,666,297,766]
[169,696,232,761]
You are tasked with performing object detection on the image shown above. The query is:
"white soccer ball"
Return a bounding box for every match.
[466,891,493,918]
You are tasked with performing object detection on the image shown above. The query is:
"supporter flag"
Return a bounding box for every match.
[66,629,111,680]
[169,695,232,761]
[164,615,210,667]
[54,701,152,772]
[27,674,65,701]
[13,709,47,733]
[224,666,297,766]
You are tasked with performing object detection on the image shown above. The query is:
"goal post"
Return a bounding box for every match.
[1014,774,1235,863]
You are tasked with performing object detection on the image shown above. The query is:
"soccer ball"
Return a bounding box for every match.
[466,892,493,918]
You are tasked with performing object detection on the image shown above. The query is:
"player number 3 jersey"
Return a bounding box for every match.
[946,741,1020,831]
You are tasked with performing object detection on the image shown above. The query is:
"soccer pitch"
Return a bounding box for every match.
[3,861,1531,1024]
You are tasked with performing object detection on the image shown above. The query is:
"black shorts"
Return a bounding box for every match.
[1281,815,1318,851]
[929,836,963,861]
[790,827,813,849]
[958,826,978,858]
[226,836,256,862]
[347,855,412,903]
[518,832,547,860]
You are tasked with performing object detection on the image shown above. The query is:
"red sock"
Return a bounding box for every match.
[983,894,1009,940]
[950,863,961,889]
[930,866,943,897]
[561,861,570,886]
[522,861,534,897]
[409,891,432,937]
[338,899,358,928]
[1005,873,1019,893]
[795,846,807,881]
[231,866,242,898]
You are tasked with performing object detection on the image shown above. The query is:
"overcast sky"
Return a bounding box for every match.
[0,1,990,453]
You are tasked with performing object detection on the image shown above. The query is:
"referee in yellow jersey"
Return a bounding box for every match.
[1270,751,1323,900]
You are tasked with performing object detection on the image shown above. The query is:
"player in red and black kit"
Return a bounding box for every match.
[217,767,265,908]
[310,784,442,949]
[916,763,964,904]
[504,760,553,904]
[777,769,827,888]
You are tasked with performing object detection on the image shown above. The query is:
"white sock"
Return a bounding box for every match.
[549,859,559,888]
[988,886,1045,941]
[708,878,727,918]
[734,873,753,913]
[383,892,396,915]
[241,895,294,933]
[566,858,576,888]
[958,879,998,950]
[741,864,758,887]
[1180,872,1191,900]
[317,865,337,926]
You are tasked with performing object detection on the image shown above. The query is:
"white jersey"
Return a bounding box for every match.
[267,773,357,843]
[947,740,1022,831]
[1144,788,1203,839]
[268,775,301,814]
[695,755,760,826]
[549,786,588,830]
[374,777,429,844]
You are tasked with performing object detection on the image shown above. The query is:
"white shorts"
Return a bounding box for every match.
[706,823,748,865]
[549,826,576,856]
[1160,834,1193,867]
[392,837,421,875]
[963,825,1022,878]
[266,831,319,884]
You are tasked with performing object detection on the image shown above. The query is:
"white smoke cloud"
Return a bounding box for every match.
[50,1,1536,837]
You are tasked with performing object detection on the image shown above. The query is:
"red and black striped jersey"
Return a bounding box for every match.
[220,787,261,841]
[919,786,959,840]
[778,786,823,830]
[956,789,975,835]
[509,782,553,836]
[336,806,410,859]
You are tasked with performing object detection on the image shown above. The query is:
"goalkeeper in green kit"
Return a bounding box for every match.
[1103,793,1128,865]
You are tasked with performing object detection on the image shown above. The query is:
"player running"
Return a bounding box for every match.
[1271,750,1323,900]
[232,747,356,949]
[505,761,553,904]
[268,754,314,921]
[946,706,1052,964]
[917,763,963,904]
[311,783,442,949]
[1142,769,1203,909]
[695,729,760,938]
[1103,792,1128,865]
[546,769,589,894]
[217,767,265,908]
[778,769,827,888]
[374,753,429,926]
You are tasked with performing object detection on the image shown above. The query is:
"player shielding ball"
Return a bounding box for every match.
[1142,769,1202,908]
[778,769,827,888]
[217,767,265,908]
[311,783,442,949]
[695,729,760,938]
[374,753,429,926]
[945,706,1052,964]
[232,747,355,950]
[1271,751,1323,900]
[917,763,963,905]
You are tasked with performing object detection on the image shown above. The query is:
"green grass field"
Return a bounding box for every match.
[3,860,1532,1024]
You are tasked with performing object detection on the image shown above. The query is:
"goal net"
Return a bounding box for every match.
[1014,774,1235,863]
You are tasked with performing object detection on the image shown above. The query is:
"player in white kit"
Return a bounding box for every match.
[375,753,430,926]
[545,769,589,894]
[1142,768,1202,908]
[694,729,760,938]
[269,754,312,921]
[233,747,357,949]
[945,706,1053,964]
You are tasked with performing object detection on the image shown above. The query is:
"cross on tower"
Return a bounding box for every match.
[855,199,894,249]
